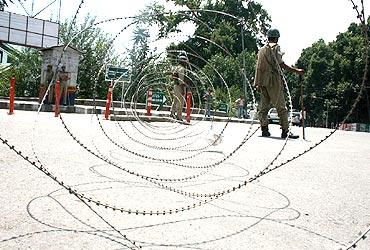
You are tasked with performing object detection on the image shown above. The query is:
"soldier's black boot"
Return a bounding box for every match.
[281,130,299,139]
[261,126,271,137]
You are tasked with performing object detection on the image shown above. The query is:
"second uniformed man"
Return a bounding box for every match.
[170,54,188,121]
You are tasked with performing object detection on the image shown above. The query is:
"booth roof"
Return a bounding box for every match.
[39,45,82,54]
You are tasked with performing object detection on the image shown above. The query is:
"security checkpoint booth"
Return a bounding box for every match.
[39,45,81,106]
[0,10,81,106]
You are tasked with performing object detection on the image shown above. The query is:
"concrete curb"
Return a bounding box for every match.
[0,98,258,124]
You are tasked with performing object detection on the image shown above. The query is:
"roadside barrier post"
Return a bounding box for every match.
[146,88,152,116]
[186,91,192,123]
[38,84,47,104]
[54,81,61,117]
[104,82,113,120]
[8,77,15,115]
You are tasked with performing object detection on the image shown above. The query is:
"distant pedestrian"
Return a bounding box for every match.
[254,28,304,139]
[170,53,188,121]
[235,95,245,119]
[203,87,213,117]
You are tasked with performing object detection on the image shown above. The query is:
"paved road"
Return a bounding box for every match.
[0,109,369,249]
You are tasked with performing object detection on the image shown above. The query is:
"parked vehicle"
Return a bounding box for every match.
[289,110,302,126]
[268,108,302,126]
[268,108,279,123]
[246,103,258,120]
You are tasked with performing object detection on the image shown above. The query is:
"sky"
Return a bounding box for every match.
[4,0,370,65]
[256,0,370,64]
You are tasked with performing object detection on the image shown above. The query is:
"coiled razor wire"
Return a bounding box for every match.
[57,9,268,170]
[6,0,370,225]
[340,224,370,250]
[28,0,142,248]
[1,0,369,249]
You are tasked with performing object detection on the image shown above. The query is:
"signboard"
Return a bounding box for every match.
[152,91,166,105]
[105,66,129,82]
[359,123,367,132]
[218,102,228,112]
[0,11,59,48]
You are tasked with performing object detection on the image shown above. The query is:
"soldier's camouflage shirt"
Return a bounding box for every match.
[254,42,284,87]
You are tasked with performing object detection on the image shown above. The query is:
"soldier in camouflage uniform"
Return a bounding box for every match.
[254,28,304,139]
[170,54,188,121]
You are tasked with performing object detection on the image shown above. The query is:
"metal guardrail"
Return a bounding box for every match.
[0,96,231,117]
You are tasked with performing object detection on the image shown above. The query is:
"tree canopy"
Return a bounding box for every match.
[59,15,117,99]
[291,18,370,126]
[150,0,270,107]
[0,47,41,97]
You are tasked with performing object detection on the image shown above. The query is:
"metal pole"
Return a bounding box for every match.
[186,91,192,123]
[104,81,113,120]
[325,101,329,128]
[31,0,35,16]
[241,22,247,99]
[58,0,62,24]
[146,88,152,116]
[54,80,60,117]
[8,77,15,115]
[120,81,125,108]
[299,75,305,139]
[365,83,370,122]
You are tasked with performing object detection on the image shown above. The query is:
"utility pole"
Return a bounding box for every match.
[58,0,62,24]
[325,101,329,128]
[31,0,34,16]
[241,21,247,100]
[300,75,306,139]
[366,80,370,123]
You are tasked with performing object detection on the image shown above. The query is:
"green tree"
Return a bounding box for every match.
[127,24,151,103]
[151,0,270,102]
[296,18,369,126]
[59,15,117,99]
[0,47,42,97]
[162,0,269,64]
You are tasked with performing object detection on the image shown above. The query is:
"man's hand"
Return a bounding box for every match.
[281,63,305,75]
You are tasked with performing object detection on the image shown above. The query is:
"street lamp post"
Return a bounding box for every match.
[240,1,249,101]
[241,21,247,100]
[299,75,306,139]
[325,101,329,128]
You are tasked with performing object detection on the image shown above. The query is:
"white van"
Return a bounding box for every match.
[268,108,302,126]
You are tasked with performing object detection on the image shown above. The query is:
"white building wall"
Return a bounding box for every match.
[40,46,80,87]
